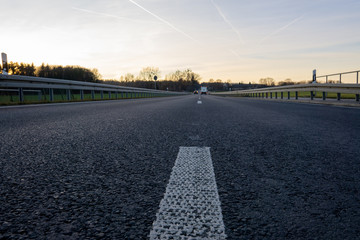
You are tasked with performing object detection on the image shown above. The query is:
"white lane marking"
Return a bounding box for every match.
[150,147,227,240]
[197,100,202,104]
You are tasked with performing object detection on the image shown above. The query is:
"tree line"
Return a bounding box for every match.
[2,62,101,82]
[258,77,313,86]
[1,62,202,92]
[110,67,201,91]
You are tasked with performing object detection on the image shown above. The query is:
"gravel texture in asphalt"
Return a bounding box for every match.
[1,95,360,239]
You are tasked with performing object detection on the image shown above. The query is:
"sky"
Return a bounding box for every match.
[1,0,360,83]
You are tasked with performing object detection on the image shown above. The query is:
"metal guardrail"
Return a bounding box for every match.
[0,74,185,103]
[317,70,359,84]
[213,83,360,102]
[214,69,360,102]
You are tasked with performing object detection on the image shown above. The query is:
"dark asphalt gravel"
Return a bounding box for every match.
[1,96,360,239]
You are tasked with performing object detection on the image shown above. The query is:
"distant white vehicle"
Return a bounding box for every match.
[200,86,208,95]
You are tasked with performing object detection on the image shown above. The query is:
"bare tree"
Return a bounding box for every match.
[167,70,183,81]
[138,66,161,81]
[124,73,135,82]
[259,77,275,86]
[278,78,294,86]
[91,68,102,81]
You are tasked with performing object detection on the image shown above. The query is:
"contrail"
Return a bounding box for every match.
[72,7,141,22]
[260,15,305,43]
[128,0,197,42]
[210,0,243,44]
[230,49,240,58]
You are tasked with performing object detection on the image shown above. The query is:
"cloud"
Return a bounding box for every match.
[210,0,243,44]
[259,15,305,43]
[128,0,197,42]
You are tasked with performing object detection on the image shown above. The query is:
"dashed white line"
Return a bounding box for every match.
[150,147,227,240]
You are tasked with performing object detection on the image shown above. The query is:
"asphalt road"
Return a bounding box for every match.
[1,95,360,239]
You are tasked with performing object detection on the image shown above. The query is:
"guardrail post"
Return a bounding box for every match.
[100,90,104,99]
[288,91,290,99]
[115,92,118,99]
[275,92,277,99]
[109,91,111,99]
[310,91,314,100]
[281,92,283,99]
[270,92,273,99]
[356,94,359,102]
[295,91,298,100]
[266,93,268,98]
[19,88,24,102]
[80,90,84,100]
[38,91,42,101]
[326,76,328,83]
[49,88,54,101]
[322,92,326,101]
[91,90,95,100]
[339,74,342,84]
[357,71,359,84]
[67,89,71,101]
[337,93,341,101]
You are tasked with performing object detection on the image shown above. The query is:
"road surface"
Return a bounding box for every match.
[1,95,360,239]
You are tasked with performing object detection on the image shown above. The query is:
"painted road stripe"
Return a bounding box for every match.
[150,147,226,239]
